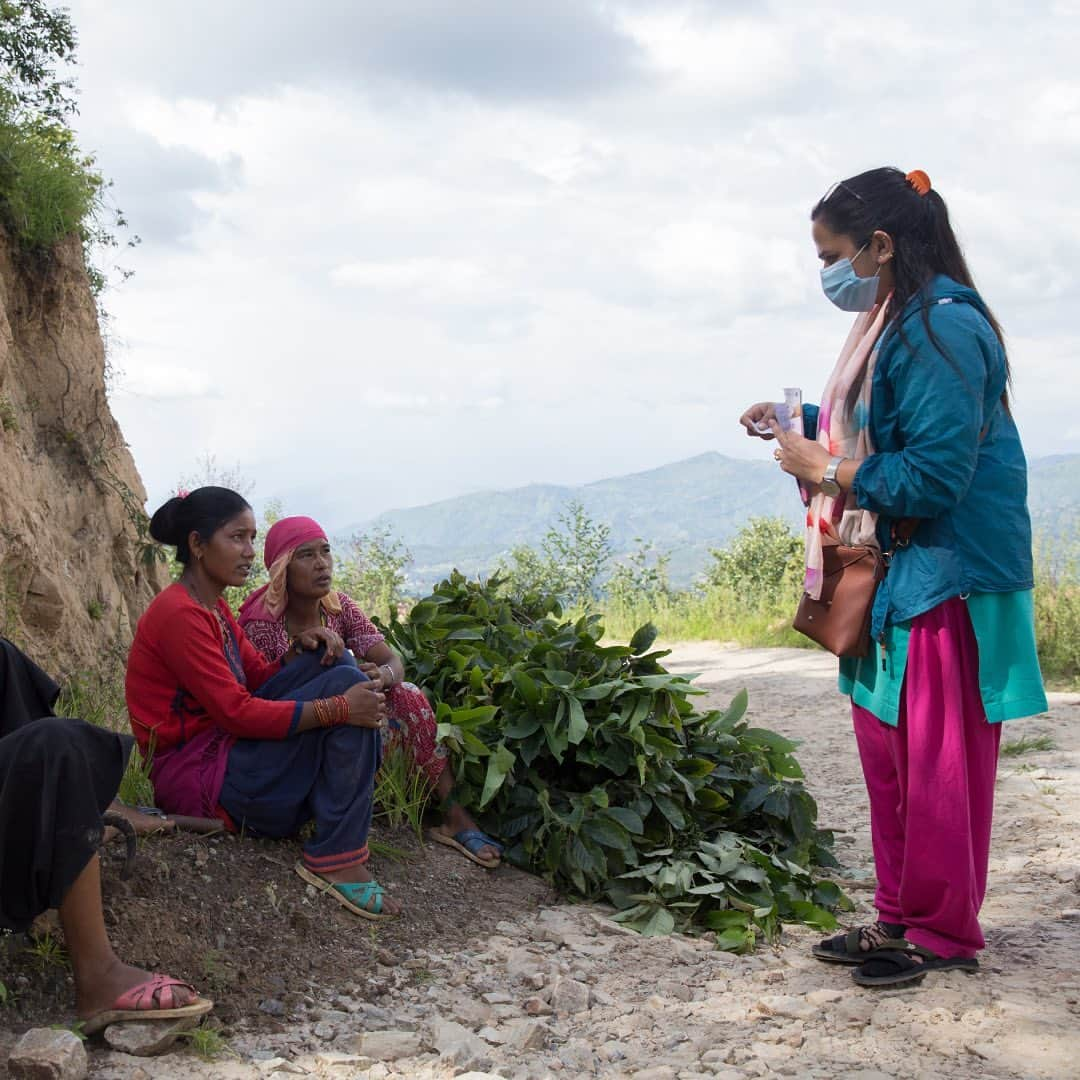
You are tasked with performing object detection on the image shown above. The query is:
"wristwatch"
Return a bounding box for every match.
[820,456,846,497]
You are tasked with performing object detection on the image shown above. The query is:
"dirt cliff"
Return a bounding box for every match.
[0,231,165,676]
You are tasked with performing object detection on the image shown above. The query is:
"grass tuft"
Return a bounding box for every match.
[373,745,431,842]
[1001,734,1056,757]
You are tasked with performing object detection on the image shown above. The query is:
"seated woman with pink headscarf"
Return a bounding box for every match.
[238,516,502,868]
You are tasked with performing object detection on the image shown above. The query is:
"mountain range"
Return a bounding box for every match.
[343,451,1080,590]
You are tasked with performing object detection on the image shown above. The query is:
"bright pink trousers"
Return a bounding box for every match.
[852,596,1001,959]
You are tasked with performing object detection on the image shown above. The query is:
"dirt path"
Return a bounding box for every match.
[7,645,1079,1079]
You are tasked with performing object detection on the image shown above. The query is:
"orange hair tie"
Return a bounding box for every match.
[905,169,931,196]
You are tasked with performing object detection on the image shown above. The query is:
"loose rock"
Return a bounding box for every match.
[8,1028,88,1080]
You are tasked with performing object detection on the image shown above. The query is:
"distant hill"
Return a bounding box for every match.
[342,450,1080,590]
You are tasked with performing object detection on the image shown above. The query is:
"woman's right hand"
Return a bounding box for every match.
[739,401,779,439]
[343,681,388,728]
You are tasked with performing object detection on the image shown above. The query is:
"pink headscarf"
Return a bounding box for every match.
[237,516,342,625]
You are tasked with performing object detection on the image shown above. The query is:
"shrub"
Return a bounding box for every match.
[705,516,804,608]
[0,111,102,250]
[1035,551,1080,689]
[384,572,843,948]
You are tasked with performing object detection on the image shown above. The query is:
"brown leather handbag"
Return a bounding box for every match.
[792,521,916,659]
[792,541,885,658]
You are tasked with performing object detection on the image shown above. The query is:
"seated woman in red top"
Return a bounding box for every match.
[238,516,502,868]
[126,487,401,919]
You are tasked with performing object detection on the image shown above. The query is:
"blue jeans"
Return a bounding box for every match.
[218,651,381,873]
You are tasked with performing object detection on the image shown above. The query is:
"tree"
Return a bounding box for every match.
[335,526,413,623]
[0,0,77,124]
[541,501,612,607]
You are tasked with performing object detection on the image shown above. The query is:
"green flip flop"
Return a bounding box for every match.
[294,862,397,921]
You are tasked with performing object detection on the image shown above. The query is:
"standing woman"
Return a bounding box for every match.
[126,487,402,919]
[740,168,1047,987]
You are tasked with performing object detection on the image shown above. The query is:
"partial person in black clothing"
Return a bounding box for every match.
[0,639,212,1033]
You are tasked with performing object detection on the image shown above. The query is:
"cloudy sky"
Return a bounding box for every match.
[67,0,1079,528]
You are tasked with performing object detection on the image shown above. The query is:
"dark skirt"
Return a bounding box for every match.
[0,639,132,931]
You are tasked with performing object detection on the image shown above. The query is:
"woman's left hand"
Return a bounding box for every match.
[358,661,385,691]
[769,421,830,483]
[296,626,346,665]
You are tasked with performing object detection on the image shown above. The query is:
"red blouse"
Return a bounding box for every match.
[126,584,299,758]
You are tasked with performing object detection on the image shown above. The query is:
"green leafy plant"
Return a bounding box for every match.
[0,978,10,1006]
[86,598,103,621]
[373,744,431,841]
[383,572,844,949]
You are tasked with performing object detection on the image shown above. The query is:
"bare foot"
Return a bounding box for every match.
[322,864,403,916]
[75,957,200,1021]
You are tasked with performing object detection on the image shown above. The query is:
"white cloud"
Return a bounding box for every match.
[59,0,1080,527]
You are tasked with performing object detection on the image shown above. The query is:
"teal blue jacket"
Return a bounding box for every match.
[848,276,1034,637]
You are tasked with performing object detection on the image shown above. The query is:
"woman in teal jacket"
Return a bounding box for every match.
[741,167,1046,988]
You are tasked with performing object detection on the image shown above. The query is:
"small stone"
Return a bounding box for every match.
[102,1015,201,1056]
[481,991,515,1005]
[966,1042,1000,1061]
[590,987,616,1007]
[1061,909,1080,921]
[312,1021,336,1041]
[805,988,844,1006]
[630,1067,676,1080]
[375,948,400,966]
[477,1026,509,1045]
[432,1018,487,1070]
[353,1029,422,1061]
[511,1020,549,1051]
[8,1028,88,1080]
[313,1052,370,1067]
[550,977,591,1015]
[448,996,494,1027]
[523,996,553,1016]
[756,994,817,1021]
[260,998,287,1017]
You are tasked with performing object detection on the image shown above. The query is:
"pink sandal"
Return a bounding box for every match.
[81,974,213,1035]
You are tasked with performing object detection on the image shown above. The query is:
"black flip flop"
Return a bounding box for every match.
[813,921,908,965]
[852,945,979,987]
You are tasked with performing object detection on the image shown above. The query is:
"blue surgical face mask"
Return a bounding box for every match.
[820,243,880,311]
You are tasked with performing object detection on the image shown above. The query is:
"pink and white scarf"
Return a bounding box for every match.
[804,299,890,600]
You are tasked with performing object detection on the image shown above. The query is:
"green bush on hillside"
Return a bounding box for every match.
[383,571,845,949]
[0,113,102,250]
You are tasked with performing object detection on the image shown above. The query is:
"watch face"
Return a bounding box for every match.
[821,478,841,497]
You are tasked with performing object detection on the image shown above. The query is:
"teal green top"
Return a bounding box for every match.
[838,591,1048,726]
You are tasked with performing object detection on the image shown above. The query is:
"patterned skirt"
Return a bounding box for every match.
[384,682,448,787]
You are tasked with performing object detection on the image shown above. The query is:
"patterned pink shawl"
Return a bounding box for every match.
[804,299,890,600]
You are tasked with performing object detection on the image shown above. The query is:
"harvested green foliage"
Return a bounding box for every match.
[384,572,844,948]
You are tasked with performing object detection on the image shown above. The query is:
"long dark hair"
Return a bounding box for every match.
[812,167,1010,399]
[149,486,251,564]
